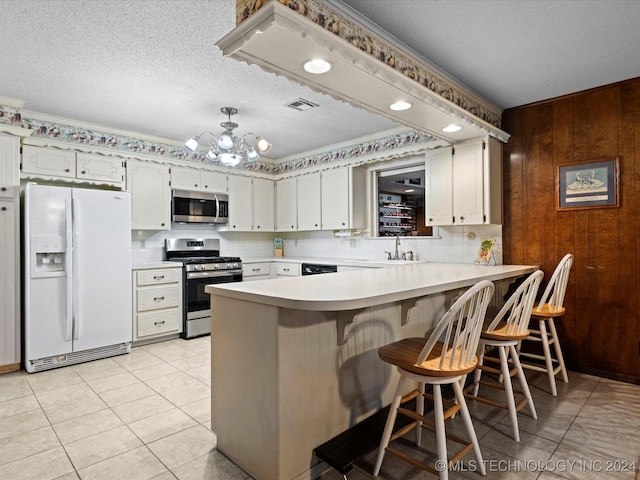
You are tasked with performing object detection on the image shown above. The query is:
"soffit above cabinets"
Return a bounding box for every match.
[216,1,510,145]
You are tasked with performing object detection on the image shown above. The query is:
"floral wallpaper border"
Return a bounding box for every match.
[236,0,502,129]
[0,102,437,175]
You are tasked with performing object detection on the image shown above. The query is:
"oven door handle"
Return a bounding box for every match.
[187,270,243,279]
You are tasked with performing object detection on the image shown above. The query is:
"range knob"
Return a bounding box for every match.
[214,264,220,270]
[196,264,204,271]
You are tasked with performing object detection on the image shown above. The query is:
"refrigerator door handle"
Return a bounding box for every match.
[72,196,81,340]
[64,197,74,341]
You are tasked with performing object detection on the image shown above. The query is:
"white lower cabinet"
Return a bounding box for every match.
[242,262,271,281]
[272,262,301,278]
[132,266,183,342]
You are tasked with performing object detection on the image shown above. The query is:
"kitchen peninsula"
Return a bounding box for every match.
[206,262,536,480]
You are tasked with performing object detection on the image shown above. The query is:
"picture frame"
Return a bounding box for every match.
[475,238,496,265]
[556,158,620,211]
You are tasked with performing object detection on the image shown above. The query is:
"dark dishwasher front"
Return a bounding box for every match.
[301,263,338,275]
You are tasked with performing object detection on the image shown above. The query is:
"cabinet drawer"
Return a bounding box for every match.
[137,285,180,311]
[137,309,181,337]
[243,262,271,277]
[275,263,300,277]
[136,268,182,286]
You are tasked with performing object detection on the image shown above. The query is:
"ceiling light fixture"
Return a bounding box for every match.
[389,101,412,111]
[184,107,271,167]
[442,124,462,133]
[303,59,331,74]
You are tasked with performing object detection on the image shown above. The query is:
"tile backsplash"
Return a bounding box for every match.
[132,223,503,265]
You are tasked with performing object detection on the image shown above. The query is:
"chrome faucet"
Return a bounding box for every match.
[384,236,403,260]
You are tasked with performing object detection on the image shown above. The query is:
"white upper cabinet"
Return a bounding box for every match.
[171,166,227,193]
[252,177,275,231]
[321,167,366,230]
[22,145,124,185]
[275,176,297,231]
[126,160,171,230]
[0,134,19,197]
[425,146,454,225]
[228,175,274,231]
[297,172,321,231]
[228,175,253,231]
[425,138,502,226]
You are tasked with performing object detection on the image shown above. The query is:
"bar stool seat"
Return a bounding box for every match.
[464,270,543,442]
[373,280,495,479]
[519,254,573,396]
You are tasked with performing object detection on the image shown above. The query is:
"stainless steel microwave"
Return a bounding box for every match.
[172,189,228,224]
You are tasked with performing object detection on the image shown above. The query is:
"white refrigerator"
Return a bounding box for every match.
[24,183,132,373]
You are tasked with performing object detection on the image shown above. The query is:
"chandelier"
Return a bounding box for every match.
[184,107,271,167]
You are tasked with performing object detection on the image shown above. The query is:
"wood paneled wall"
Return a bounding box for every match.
[502,77,640,383]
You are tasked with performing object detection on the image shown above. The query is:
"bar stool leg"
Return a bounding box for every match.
[499,345,520,442]
[452,381,486,475]
[373,377,406,476]
[433,384,448,480]
[510,345,537,419]
[471,345,486,397]
[538,319,558,396]
[548,319,569,383]
[416,382,425,446]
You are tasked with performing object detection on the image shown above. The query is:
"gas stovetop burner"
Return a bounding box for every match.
[182,256,242,264]
[164,239,242,273]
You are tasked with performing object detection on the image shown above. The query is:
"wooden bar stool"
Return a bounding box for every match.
[464,270,543,442]
[519,254,573,396]
[373,280,495,479]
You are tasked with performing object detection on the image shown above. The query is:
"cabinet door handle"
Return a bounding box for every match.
[195,184,198,187]
[283,268,290,272]
[81,170,86,174]
[64,168,70,172]
[153,275,165,280]
[256,225,260,229]
[291,225,294,229]
[154,321,166,326]
[252,268,261,272]
[1,187,6,191]
[153,296,165,302]
[204,185,208,188]
[161,222,165,226]
[459,216,464,221]
[1,207,6,211]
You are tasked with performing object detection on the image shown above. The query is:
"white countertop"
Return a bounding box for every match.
[132,261,183,270]
[242,256,421,268]
[206,262,537,311]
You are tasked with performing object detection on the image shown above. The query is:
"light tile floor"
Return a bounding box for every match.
[1,337,639,480]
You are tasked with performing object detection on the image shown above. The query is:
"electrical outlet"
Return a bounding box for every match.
[350,239,357,248]
[140,238,146,249]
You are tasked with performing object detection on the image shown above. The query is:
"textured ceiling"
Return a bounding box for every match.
[1,0,639,160]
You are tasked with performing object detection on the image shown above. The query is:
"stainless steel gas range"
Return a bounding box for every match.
[165,238,242,339]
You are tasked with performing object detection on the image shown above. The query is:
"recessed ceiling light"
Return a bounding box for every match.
[390,101,412,111]
[442,124,462,133]
[303,59,331,74]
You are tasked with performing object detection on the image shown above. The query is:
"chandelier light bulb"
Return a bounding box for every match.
[256,137,271,153]
[184,136,200,153]
[217,131,234,150]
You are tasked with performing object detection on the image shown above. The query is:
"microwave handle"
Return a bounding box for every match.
[215,194,220,223]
